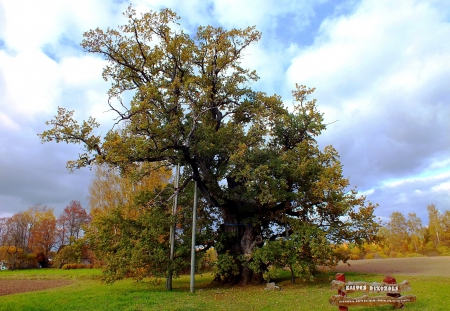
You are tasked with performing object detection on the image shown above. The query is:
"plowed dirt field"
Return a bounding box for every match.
[0,279,72,296]
[333,256,450,276]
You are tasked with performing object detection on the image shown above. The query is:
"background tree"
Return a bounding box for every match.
[441,211,450,246]
[31,215,56,266]
[86,163,176,282]
[384,212,409,255]
[39,7,379,285]
[0,217,8,246]
[1,212,31,269]
[0,205,56,269]
[57,200,90,247]
[406,212,424,253]
[89,164,171,217]
[25,205,57,267]
[427,204,443,249]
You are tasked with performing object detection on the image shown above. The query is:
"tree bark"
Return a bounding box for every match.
[215,207,264,285]
[290,266,296,284]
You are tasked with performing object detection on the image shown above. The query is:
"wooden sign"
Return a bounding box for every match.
[330,280,411,294]
[330,274,416,310]
[330,294,417,308]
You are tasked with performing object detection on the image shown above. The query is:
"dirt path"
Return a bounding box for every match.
[0,279,72,296]
[333,256,450,277]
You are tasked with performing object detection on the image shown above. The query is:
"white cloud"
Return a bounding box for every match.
[1,0,121,52]
[0,112,19,131]
[432,181,450,193]
[0,50,61,119]
[59,56,106,90]
[286,0,450,189]
[1,0,65,51]
[383,171,450,189]
[429,158,450,171]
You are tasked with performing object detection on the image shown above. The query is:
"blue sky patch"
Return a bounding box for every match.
[42,35,84,62]
[42,44,60,62]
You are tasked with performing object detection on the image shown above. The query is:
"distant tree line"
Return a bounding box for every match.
[336,204,450,260]
[0,201,90,270]
[2,184,448,274]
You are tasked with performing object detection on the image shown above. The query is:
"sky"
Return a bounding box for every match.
[0,0,449,224]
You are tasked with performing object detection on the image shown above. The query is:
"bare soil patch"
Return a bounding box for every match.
[0,279,72,296]
[333,256,450,277]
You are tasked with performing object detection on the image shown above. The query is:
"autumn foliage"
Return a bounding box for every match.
[0,202,90,270]
[335,204,450,260]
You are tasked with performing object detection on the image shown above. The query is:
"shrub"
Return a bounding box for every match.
[198,248,217,272]
[389,251,397,258]
[262,265,283,282]
[62,263,93,270]
[437,246,450,256]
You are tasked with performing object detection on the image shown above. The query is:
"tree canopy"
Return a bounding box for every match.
[39,6,379,285]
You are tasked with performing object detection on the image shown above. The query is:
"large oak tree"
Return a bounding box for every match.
[40,7,379,285]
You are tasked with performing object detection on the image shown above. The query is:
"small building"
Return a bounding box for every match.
[0,261,8,270]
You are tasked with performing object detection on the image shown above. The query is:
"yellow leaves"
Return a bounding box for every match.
[232,142,248,159]
[292,84,316,105]
[89,163,171,218]
[157,234,166,244]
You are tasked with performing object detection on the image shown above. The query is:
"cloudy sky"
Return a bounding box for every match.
[1,0,449,224]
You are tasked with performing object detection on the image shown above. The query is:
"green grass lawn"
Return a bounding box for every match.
[1,269,449,311]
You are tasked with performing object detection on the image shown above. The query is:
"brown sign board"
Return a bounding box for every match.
[330,274,416,310]
[330,295,417,308]
[331,280,412,294]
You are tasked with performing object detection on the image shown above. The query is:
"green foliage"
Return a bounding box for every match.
[53,237,87,268]
[87,204,174,283]
[85,162,217,284]
[212,251,241,281]
[250,221,338,283]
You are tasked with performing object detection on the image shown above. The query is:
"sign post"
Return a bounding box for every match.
[166,163,180,291]
[190,181,198,293]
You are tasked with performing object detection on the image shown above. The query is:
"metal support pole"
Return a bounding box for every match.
[166,163,180,291]
[190,181,198,293]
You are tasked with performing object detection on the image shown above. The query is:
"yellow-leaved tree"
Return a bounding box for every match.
[86,163,174,282]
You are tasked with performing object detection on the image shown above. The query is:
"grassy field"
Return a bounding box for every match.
[1,267,449,310]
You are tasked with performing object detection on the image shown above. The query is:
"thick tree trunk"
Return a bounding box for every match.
[215,208,264,285]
